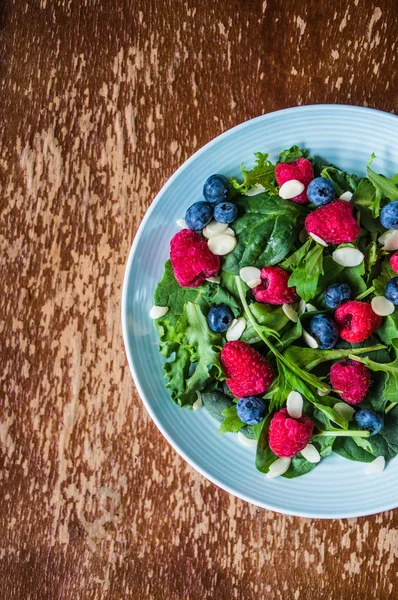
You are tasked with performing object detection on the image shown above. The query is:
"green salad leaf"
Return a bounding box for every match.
[367,155,398,206]
[202,391,234,422]
[230,152,278,195]
[350,341,398,403]
[378,311,398,346]
[321,165,358,196]
[218,405,245,434]
[373,259,395,296]
[287,243,324,302]
[278,145,306,163]
[352,178,384,229]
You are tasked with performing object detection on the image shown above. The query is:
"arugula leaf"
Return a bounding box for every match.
[282,343,385,372]
[350,341,398,403]
[281,237,313,270]
[321,165,359,196]
[223,194,303,274]
[373,259,395,296]
[288,243,324,301]
[367,155,398,205]
[378,311,398,346]
[202,391,234,422]
[230,153,278,195]
[218,405,246,434]
[352,178,384,229]
[278,145,306,163]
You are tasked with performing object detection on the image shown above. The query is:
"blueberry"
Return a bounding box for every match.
[354,409,383,436]
[236,396,266,425]
[307,177,336,206]
[203,174,229,204]
[308,314,339,349]
[380,201,398,229]
[207,304,234,333]
[185,201,213,231]
[323,283,351,309]
[213,202,238,224]
[386,277,398,305]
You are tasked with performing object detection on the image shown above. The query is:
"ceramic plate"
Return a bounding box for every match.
[122,105,398,518]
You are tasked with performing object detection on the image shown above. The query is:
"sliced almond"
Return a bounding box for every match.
[309,232,328,247]
[149,305,169,319]
[237,431,258,447]
[306,303,317,312]
[266,457,291,478]
[226,317,246,341]
[339,191,353,202]
[247,278,262,289]
[202,220,229,239]
[240,266,262,283]
[378,229,398,251]
[317,384,331,397]
[365,456,385,474]
[333,402,355,421]
[245,184,266,196]
[371,296,395,316]
[300,444,321,463]
[298,299,306,316]
[224,227,235,236]
[192,392,203,410]
[208,234,237,256]
[282,303,299,323]
[279,179,305,200]
[286,391,303,419]
[302,329,319,348]
[176,218,188,228]
[206,276,221,284]
[332,247,364,267]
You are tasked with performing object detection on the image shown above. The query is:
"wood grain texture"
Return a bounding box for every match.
[1,1,398,598]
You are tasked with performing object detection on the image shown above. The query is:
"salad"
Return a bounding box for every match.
[151,146,398,479]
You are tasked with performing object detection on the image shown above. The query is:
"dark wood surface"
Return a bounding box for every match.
[1,1,398,598]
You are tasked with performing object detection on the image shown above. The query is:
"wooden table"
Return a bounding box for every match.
[1,1,398,598]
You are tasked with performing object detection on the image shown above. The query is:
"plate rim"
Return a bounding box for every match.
[121,104,398,518]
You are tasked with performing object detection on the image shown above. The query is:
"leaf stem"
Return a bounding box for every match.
[313,430,371,438]
[386,402,398,415]
[355,286,375,300]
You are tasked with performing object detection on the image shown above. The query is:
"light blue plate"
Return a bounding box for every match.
[122,105,398,518]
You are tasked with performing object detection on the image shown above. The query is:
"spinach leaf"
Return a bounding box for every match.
[282,436,335,479]
[352,179,384,231]
[350,341,398,403]
[255,415,277,473]
[202,391,234,422]
[378,311,398,346]
[337,263,367,296]
[321,165,359,196]
[333,437,375,463]
[230,153,278,195]
[223,194,303,274]
[278,145,306,163]
[288,243,324,301]
[218,404,245,434]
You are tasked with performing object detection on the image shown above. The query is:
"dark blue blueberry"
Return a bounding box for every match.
[236,396,266,425]
[354,409,383,436]
[380,201,398,229]
[203,174,229,204]
[308,314,339,349]
[386,277,398,305]
[213,202,238,224]
[323,283,351,309]
[307,177,336,206]
[207,304,234,333]
[185,201,213,231]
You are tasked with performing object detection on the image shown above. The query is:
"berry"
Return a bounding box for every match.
[185,201,213,231]
[308,314,339,349]
[275,158,314,204]
[268,408,314,458]
[170,229,220,287]
[203,174,229,204]
[236,396,266,425]
[213,202,238,224]
[307,177,336,206]
[334,300,382,343]
[354,409,383,436]
[385,277,398,305]
[305,200,360,244]
[390,252,398,273]
[330,360,371,404]
[380,201,398,229]
[221,341,274,398]
[207,304,234,332]
[253,266,297,305]
[323,283,351,309]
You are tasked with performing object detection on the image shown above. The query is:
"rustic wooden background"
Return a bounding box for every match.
[1,0,398,598]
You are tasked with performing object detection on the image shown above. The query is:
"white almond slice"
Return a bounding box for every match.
[371,296,395,316]
[266,457,291,478]
[309,232,328,247]
[300,443,321,463]
[246,278,262,289]
[202,220,229,239]
[299,228,308,243]
[306,303,317,312]
[317,385,331,397]
[224,227,235,236]
[332,247,364,267]
[206,276,221,284]
[208,234,237,256]
[365,456,385,475]
[245,184,266,196]
[333,402,355,421]
[298,299,306,316]
[176,218,188,228]
[149,305,169,319]
[192,392,203,410]
[240,266,262,283]
[302,329,319,348]
[378,229,398,251]
[237,431,258,447]
[279,179,305,200]
[282,303,299,323]
[286,391,303,419]
[226,317,246,341]
[339,191,353,202]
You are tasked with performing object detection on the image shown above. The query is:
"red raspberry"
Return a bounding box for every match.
[275,158,314,204]
[220,341,274,398]
[390,253,398,273]
[170,229,220,287]
[253,266,297,305]
[334,301,382,343]
[305,200,360,244]
[268,408,314,458]
[330,360,371,404]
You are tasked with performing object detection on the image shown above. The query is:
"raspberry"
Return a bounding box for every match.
[390,252,398,274]
[275,158,314,204]
[330,360,371,404]
[253,266,297,305]
[268,408,314,458]
[220,341,274,398]
[305,200,360,244]
[334,301,382,343]
[170,229,220,287]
